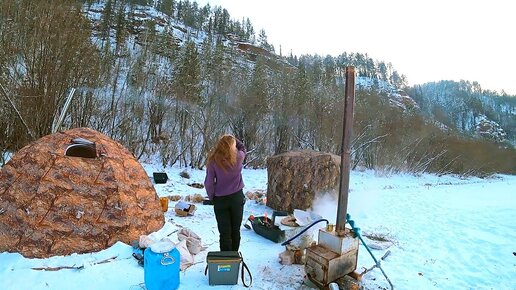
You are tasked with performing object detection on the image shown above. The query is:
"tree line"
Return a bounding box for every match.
[408,80,516,146]
[1,0,514,175]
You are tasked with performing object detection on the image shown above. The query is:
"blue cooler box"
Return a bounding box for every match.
[144,241,180,290]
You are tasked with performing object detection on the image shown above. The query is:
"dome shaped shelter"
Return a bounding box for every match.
[0,127,164,258]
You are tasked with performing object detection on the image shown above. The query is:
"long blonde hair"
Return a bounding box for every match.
[207,134,237,171]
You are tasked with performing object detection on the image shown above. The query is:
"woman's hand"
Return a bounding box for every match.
[235,138,245,151]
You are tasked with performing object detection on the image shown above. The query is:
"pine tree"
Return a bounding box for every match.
[100,0,113,44]
[292,58,313,148]
[174,40,201,104]
[244,18,254,42]
[160,0,175,18]
[257,29,272,51]
[199,4,211,32]
[114,2,127,56]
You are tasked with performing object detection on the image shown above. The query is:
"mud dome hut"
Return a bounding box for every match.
[0,127,164,258]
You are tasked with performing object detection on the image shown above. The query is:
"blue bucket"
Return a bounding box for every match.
[144,241,180,290]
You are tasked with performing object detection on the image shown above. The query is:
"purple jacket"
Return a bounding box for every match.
[204,140,246,200]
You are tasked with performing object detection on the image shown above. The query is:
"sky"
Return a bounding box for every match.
[195,0,516,95]
[1,161,515,289]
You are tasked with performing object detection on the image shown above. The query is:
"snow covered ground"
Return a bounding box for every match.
[1,160,515,290]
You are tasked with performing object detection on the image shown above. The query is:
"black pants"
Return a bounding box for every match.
[213,189,245,251]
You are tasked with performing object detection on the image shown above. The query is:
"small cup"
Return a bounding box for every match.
[159,197,169,212]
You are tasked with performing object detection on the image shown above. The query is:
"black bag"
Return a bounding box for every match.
[249,210,288,243]
[204,251,252,287]
[153,172,168,184]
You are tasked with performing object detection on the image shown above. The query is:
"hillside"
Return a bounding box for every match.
[88,1,516,146]
[0,0,514,174]
[408,81,515,146]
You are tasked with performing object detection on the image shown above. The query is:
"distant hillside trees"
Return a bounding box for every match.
[0,0,514,175]
[407,80,516,146]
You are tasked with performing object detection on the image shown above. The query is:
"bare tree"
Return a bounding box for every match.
[0,0,102,147]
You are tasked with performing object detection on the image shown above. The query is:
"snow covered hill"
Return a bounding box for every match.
[410,81,515,146]
[82,0,515,148]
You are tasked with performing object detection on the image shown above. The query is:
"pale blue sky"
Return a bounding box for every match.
[196,0,516,95]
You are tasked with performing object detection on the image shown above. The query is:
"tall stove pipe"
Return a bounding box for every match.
[336,66,356,236]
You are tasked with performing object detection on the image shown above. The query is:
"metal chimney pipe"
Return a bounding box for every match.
[335,66,356,236]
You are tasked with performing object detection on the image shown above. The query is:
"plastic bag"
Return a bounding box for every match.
[139,235,154,248]
[176,239,194,271]
[177,228,205,254]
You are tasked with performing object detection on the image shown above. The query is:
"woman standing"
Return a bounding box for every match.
[204,134,246,251]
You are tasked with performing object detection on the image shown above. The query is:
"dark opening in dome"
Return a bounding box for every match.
[65,143,96,158]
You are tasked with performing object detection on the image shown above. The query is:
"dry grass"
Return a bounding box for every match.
[362,232,392,243]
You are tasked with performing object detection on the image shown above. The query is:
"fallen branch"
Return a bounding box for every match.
[31,265,79,271]
[31,255,118,271]
[167,229,179,237]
